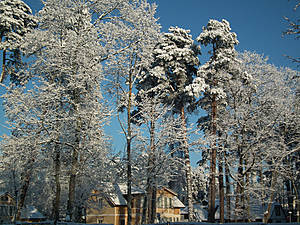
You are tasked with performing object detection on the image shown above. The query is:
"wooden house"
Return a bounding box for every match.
[19,205,47,222]
[0,192,46,223]
[0,192,16,223]
[193,201,287,223]
[85,184,185,225]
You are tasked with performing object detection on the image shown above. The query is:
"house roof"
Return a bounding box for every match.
[109,184,127,206]
[172,196,185,208]
[0,191,13,198]
[106,184,185,208]
[193,201,287,222]
[117,184,145,195]
[108,184,145,206]
[20,206,46,219]
[160,187,178,196]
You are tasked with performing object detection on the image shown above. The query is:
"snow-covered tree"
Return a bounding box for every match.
[186,19,247,222]
[0,0,37,83]
[98,1,161,224]
[211,51,299,222]
[131,93,185,224]
[235,52,299,222]
[1,0,111,222]
[283,0,300,64]
[138,26,199,221]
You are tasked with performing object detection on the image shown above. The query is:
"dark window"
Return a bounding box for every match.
[274,205,281,216]
[157,197,162,208]
[98,198,103,209]
[1,196,8,202]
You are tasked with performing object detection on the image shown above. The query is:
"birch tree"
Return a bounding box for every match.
[236,52,299,222]
[101,1,161,224]
[131,93,184,224]
[0,0,110,222]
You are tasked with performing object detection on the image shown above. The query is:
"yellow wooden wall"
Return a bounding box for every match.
[86,189,183,225]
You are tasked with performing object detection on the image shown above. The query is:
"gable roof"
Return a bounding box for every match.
[117,184,145,195]
[20,206,46,219]
[172,196,185,208]
[160,187,178,196]
[0,192,13,199]
[105,184,185,208]
[109,184,127,206]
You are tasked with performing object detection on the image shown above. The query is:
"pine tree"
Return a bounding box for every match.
[0,0,37,83]
[143,26,199,221]
[187,19,243,222]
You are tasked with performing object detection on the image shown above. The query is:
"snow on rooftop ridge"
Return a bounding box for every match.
[20,205,46,219]
[172,196,185,208]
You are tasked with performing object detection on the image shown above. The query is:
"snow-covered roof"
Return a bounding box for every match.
[107,184,184,208]
[172,196,185,208]
[108,184,145,206]
[117,184,145,195]
[192,204,208,221]
[20,206,46,219]
[0,191,8,197]
[193,201,286,222]
[109,184,127,206]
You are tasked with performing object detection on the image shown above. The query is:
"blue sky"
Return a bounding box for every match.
[22,0,299,69]
[1,0,299,166]
[155,0,299,69]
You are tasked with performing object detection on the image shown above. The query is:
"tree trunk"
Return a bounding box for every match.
[1,34,7,83]
[67,147,79,221]
[234,148,243,222]
[126,72,133,225]
[286,180,293,215]
[148,118,156,224]
[1,49,6,83]
[208,95,217,223]
[180,106,193,221]
[292,181,300,223]
[225,157,231,222]
[53,143,61,224]
[264,171,277,223]
[141,194,148,224]
[16,170,31,220]
[67,97,81,221]
[150,187,157,224]
[218,159,225,223]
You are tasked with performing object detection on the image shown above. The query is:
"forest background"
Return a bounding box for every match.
[0,0,299,224]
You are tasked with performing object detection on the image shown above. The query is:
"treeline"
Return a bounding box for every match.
[0,0,299,224]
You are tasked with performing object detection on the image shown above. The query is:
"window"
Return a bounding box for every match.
[9,206,15,216]
[0,205,13,216]
[164,197,168,208]
[1,196,8,202]
[120,219,125,225]
[157,197,162,208]
[98,198,103,209]
[136,197,141,209]
[141,197,144,208]
[97,217,104,224]
[274,205,281,216]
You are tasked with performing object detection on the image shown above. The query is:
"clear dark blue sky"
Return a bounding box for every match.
[23,0,299,69]
[154,0,299,69]
[1,0,299,165]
